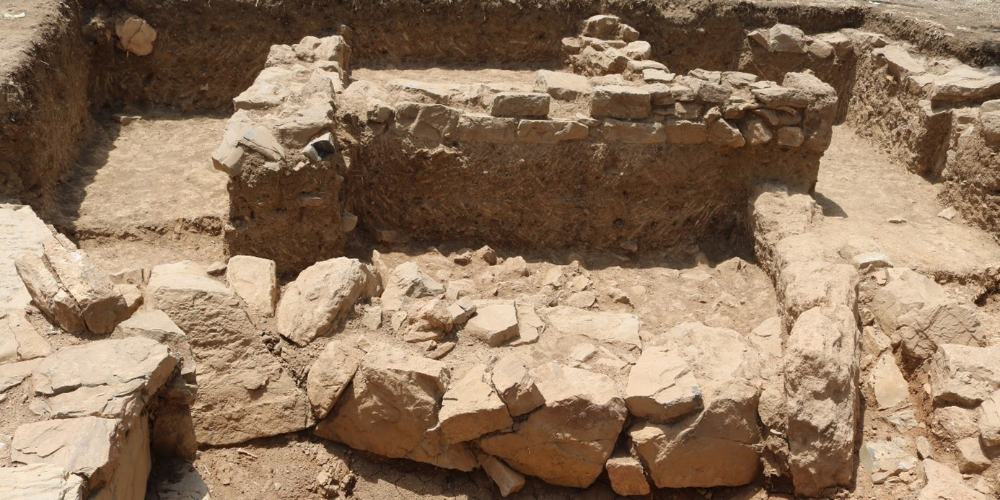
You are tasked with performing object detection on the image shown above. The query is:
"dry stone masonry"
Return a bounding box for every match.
[3,6,1000,500]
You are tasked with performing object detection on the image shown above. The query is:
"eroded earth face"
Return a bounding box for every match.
[1,2,999,499]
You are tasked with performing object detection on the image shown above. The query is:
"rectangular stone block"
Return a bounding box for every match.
[490,92,550,118]
[534,70,591,100]
[456,114,517,143]
[516,120,589,143]
[601,120,666,144]
[591,85,651,119]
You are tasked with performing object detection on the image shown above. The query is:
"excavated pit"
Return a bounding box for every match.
[1,1,1000,499]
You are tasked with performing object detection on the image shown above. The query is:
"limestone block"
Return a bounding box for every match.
[0,463,85,500]
[115,310,195,381]
[515,120,588,143]
[601,120,665,144]
[464,301,519,347]
[439,365,512,443]
[534,70,591,100]
[929,343,1000,406]
[226,255,279,317]
[591,85,651,119]
[605,453,650,496]
[275,257,376,346]
[306,338,365,419]
[489,92,550,118]
[490,353,544,417]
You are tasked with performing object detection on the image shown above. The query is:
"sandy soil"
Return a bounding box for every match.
[55,113,229,239]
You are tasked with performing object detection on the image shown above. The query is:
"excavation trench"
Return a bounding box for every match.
[1,1,999,499]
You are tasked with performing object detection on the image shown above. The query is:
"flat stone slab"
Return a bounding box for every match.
[0,204,57,313]
[0,463,86,500]
[31,337,176,419]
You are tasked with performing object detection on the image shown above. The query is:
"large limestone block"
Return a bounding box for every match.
[15,236,128,335]
[115,310,195,381]
[479,362,627,488]
[543,306,641,354]
[31,337,176,419]
[534,70,591,100]
[316,345,475,471]
[276,257,376,346]
[590,85,651,119]
[630,322,762,488]
[929,343,1000,406]
[784,306,859,496]
[625,347,702,423]
[872,268,981,362]
[439,365,512,443]
[226,255,279,316]
[306,339,365,419]
[0,463,85,500]
[148,261,311,445]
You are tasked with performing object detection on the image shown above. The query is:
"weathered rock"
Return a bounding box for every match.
[478,453,525,497]
[872,268,980,362]
[479,362,627,488]
[625,347,702,423]
[955,437,990,473]
[12,417,120,486]
[148,261,311,445]
[918,460,988,500]
[115,15,157,56]
[534,70,591,100]
[0,205,61,314]
[979,390,1000,447]
[605,453,651,496]
[455,114,516,143]
[276,257,376,346]
[15,237,128,335]
[307,339,365,419]
[768,24,808,53]
[516,120,589,143]
[31,337,176,419]
[860,438,917,483]
[439,365,512,443]
[623,40,651,60]
[0,310,50,364]
[784,306,859,496]
[405,297,476,339]
[707,119,746,147]
[381,261,444,311]
[0,358,39,393]
[463,301,519,347]
[226,255,279,317]
[665,119,708,144]
[742,117,773,145]
[929,343,1000,406]
[777,126,805,147]
[931,405,979,443]
[630,322,761,489]
[543,306,641,354]
[0,463,85,500]
[115,284,143,315]
[581,14,623,40]
[591,85,651,119]
[490,353,545,417]
[316,345,475,471]
[115,310,195,381]
[490,92,550,118]
[868,352,909,409]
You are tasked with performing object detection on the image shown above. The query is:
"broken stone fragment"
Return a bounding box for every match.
[625,346,702,423]
[115,283,142,315]
[543,306,642,354]
[239,125,285,161]
[115,310,195,381]
[918,460,988,500]
[438,365,513,444]
[226,255,279,317]
[979,390,1000,447]
[464,301,519,347]
[306,338,365,419]
[707,119,746,147]
[742,117,774,145]
[955,437,990,473]
[31,337,177,419]
[860,438,917,484]
[665,119,708,144]
[0,358,41,393]
[12,417,121,484]
[316,345,476,471]
[581,14,624,40]
[777,126,805,147]
[479,362,627,488]
[490,353,545,416]
[15,236,129,335]
[115,15,157,56]
[477,453,525,497]
[0,463,85,499]
[381,261,445,311]
[516,119,588,143]
[489,92,550,118]
[929,343,1000,406]
[867,352,909,409]
[275,257,377,346]
[455,114,517,143]
[871,268,980,362]
[605,453,650,496]
[535,70,592,100]
[623,40,651,60]
[0,310,50,364]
